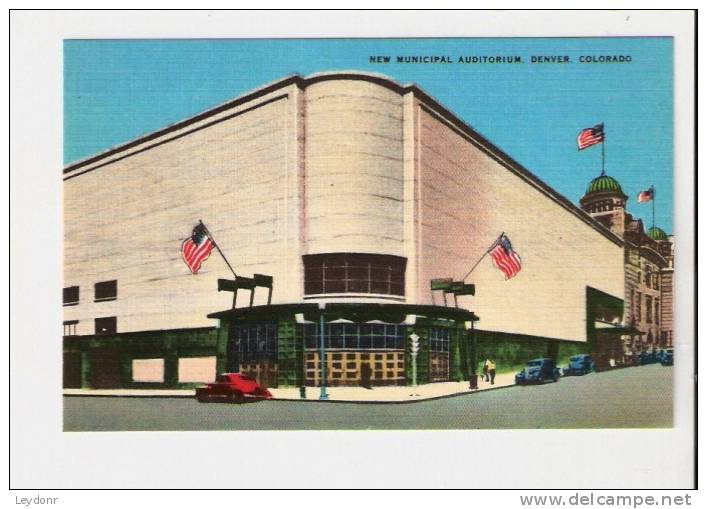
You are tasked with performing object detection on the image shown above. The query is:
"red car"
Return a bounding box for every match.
[195,373,273,403]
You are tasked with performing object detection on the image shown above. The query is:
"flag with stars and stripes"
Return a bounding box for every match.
[488,234,522,280]
[637,187,655,203]
[577,123,605,150]
[181,223,214,274]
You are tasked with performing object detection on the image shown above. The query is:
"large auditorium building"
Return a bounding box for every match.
[62,71,630,390]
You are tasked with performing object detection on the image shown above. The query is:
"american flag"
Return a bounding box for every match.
[577,123,605,150]
[181,223,214,274]
[488,234,522,280]
[637,187,654,203]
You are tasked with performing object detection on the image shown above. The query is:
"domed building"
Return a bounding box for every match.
[579,174,628,236]
[646,226,669,241]
[580,175,674,358]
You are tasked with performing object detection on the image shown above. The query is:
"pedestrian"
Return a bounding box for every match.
[488,359,496,385]
[482,358,489,382]
[360,362,372,389]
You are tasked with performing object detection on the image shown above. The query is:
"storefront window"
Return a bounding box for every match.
[231,323,278,362]
[430,327,451,353]
[303,253,406,296]
[302,322,405,350]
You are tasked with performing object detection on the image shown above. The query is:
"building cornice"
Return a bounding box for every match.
[639,244,668,267]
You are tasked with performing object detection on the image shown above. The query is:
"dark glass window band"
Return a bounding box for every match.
[303,253,406,297]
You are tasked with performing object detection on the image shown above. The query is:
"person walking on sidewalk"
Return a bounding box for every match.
[487,359,496,385]
[482,358,489,382]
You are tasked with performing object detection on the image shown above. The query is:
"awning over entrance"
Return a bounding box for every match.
[207,302,479,324]
[593,321,641,335]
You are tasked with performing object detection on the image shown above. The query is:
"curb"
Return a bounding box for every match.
[63,393,194,399]
[62,382,516,404]
[271,383,514,404]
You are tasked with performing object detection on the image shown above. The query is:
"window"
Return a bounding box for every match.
[646,296,653,323]
[231,323,278,362]
[63,286,79,306]
[302,322,405,350]
[655,301,660,326]
[95,316,117,335]
[636,292,642,321]
[303,253,406,296]
[94,280,117,302]
[430,328,451,353]
[132,358,164,383]
[63,320,78,336]
[629,289,635,321]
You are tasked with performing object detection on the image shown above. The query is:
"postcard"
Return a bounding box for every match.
[60,34,678,431]
[11,10,695,490]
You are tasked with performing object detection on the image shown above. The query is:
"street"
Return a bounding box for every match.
[63,364,672,431]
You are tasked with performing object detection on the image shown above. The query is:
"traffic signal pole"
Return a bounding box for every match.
[410,333,420,395]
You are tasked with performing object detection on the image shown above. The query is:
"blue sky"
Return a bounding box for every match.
[64,38,673,231]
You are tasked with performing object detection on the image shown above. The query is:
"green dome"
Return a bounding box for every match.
[585,174,624,195]
[646,226,669,241]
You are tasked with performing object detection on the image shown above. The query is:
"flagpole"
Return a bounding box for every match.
[462,232,504,282]
[601,124,605,176]
[652,185,656,228]
[198,219,238,278]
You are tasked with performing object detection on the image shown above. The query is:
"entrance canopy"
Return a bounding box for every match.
[593,321,641,335]
[208,302,479,324]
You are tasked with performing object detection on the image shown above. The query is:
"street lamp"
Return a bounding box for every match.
[318,308,329,400]
[466,319,478,390]
[295,311,329,400]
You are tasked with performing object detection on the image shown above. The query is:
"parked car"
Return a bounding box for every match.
[515,358,560,385]
[637,351,658,365]
[195,373,273,403]
[563,354,595,376]
[660,348,674,366]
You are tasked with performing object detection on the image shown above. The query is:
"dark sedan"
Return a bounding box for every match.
[515,358,560,385]
[660,348,674,366]
[563,354,595,376]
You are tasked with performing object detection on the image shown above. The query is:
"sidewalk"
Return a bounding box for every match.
[63,389,194,397]
[63,372,516,402]
[271,371,516,402]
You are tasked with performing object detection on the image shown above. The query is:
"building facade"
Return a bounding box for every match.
[580,174,674,360]
[63,72,626,389]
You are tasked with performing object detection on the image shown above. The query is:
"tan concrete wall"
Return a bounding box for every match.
[64,74,627,343]
[63,85,302,335]
[415,103,624,341]
[304,80,405,258]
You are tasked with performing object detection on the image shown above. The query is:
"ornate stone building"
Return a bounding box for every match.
[580,174,674,358]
